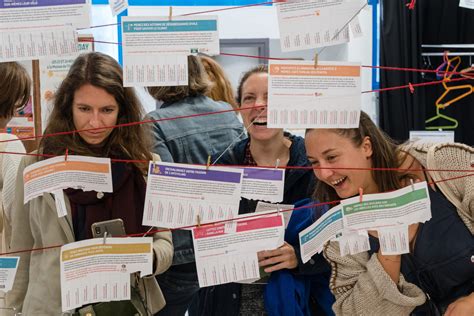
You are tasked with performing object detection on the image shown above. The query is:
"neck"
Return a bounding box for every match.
[249,133,291,167]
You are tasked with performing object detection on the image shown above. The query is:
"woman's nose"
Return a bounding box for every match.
[316,164,334,180]
[89,112,101,127]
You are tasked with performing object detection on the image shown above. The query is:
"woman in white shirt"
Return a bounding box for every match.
[0,62,29,252]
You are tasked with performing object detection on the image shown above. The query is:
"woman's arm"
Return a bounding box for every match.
[5,157,34,311]
[149,122,174,163]
[324,241,425,315]
[151,229,173,275]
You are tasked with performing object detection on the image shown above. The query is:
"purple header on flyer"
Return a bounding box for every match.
[0,0,85,9]
[149,163,241,184]
[244,168,283,181]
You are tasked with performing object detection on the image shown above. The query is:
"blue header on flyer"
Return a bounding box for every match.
[300,210,342,244]
[0,257,19,269]
[123,20,217,33]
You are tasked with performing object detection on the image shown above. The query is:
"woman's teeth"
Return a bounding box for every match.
[331,177,347,186]
[253,118,267,126]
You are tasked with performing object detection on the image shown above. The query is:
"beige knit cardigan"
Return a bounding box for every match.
[323,142,474,316]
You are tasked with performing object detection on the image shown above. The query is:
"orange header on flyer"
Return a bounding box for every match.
[24,161,110,183]
[269,64,360,77]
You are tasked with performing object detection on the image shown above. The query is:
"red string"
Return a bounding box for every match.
[76,0,281,31]
[362,77,469,94]
[1,173,471,256]
[0,149,472,175]
[0,105,265,145]
[1,77,469,147]
[79,40,471,78]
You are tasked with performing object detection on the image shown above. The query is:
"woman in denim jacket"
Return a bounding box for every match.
[146,56,244,316]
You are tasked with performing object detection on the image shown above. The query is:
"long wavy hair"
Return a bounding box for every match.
[199,56,237,109]
[40,52,152,173]
[308,111,402,202]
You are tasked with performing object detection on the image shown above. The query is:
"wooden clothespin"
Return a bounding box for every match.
[314,51,319,68]
[196,214,201,227]
[206,155,211,171]
[408,82,415,94]
[358,187,363,203]
[275,158,280,169]
[64,148,69,162]
[103,231,108,245]
[409,178,415,192]
[168,6,173,21]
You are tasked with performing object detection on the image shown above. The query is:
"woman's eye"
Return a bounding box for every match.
[327,155,336,161]
[310,160,319,166]
[102,108,115,113]
[78,107,89,112]
[243,96,254,102]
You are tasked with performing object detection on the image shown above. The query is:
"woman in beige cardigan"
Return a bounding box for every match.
[6,52,173,315]
[305,111,473,316]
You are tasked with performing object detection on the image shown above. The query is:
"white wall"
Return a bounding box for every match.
[87,4,377,118]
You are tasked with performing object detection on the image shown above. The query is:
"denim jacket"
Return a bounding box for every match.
[147,95,244,265]
[147,95,244,164]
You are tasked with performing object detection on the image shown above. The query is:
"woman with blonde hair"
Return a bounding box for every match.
[198,55,238,109]
[147,55,243,315]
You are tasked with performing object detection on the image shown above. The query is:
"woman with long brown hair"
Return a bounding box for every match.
[7,52,173,315]
[305,111,473,315]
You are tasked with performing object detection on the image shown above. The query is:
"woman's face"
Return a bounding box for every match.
[305,129,378,199]
[240,72,282,141]
[72,84,119,146]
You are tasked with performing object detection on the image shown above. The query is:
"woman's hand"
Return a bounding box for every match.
[445,293,474,316]
[257,242,298,273]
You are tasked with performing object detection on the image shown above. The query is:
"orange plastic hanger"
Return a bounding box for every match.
[436,54,461,81]
[435,55,472,109]
[435,81,473,109]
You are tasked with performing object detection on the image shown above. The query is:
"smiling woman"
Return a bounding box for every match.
[304,111,474,316]
[196,65,335,316]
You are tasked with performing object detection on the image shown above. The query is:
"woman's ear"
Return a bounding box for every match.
[362,136,373,159]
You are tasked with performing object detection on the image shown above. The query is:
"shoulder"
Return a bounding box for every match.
[20,152,40,168]
[428,142,473,163]
[286,134,310,167]
[399,142,473,166]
